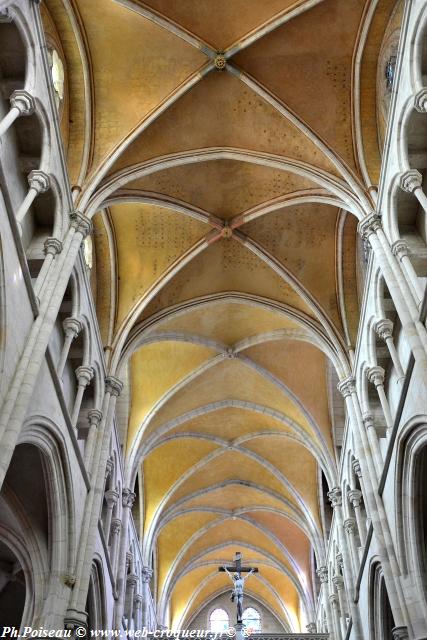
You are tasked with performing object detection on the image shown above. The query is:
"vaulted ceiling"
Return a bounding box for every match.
[43,0,402,630]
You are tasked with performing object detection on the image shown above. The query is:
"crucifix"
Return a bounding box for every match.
[218,552,258,624]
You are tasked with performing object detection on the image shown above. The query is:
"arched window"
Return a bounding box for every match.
[242,607,261,633]
[210,608,229,633]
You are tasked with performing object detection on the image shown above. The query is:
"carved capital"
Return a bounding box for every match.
[214,53,226,70]
[414,88,427,113]
[352,458,362,478]
[362,412,375,431]
[62,317,82,340]
[316,565,328,584]
[367,365,385,387]
[392,239,410,260]
[332,574,344,590]
[329,593,339,606]
[306,623,317,634]
[141,566,153,583]
[392,627,409,640]
[122,488,136,509]
[63,573,76,588]
[127,572,138,587]
[10,89,34,115]
[134,594,143,609]
[28,169,50,194]
[75,365,94,387]
[105,375,123,397]
[111,518,121,535]
[399,169,422,194]
[344,517,357,535]
[44,236,63,256]
[105,489,119,508]
[336,553,343,570]
[337,376,356,398]
[105,457,114,480]
[70,211,92,238]
[375,318,393,341]
[328,487,342,508]
[88,409,102,428]
[357,212,382,240]
[348,488,363,508]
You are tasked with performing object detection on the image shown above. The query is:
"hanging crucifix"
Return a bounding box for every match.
[218,552,258,624]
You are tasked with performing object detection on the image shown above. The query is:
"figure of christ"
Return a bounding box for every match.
[223,566,256,623]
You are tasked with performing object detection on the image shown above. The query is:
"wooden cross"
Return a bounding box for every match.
[218,551,258,575]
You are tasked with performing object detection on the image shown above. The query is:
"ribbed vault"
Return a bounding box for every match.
[42,0,400,630]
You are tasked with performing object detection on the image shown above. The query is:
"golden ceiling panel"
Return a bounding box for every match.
[143,437,220,531]
[163,450,295,513]
[241,340,332,443]
[170,566,219,628]
[127,161,316,220]
[144,301,299,345]
[145,357,313,438]
[168,407,293,443]
[92,211,113,345]
[73,0,205,174]
[109,203,208,329]
[128,341,217,446]
[181,484,294,514]
[242,203,343,329]
[111,72,337,175]
[139,239,314,322]
[157,512,222,596]
[234,0,366,170]
[140,0,301,50]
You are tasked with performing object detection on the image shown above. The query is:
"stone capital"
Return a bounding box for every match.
[10,89,34,116]
[392,239,410,261]
[134,594,143,609]
[105,457,114,480]
[28,169,50,194]
[337,376,356,398]
[122,488,136,509]
[44,236,63,256]
[328,593,339,606]
[348,488,363,508]
[111,518,122,535]
[375,318,393,341]
[127,572,138,587]
[105,375,123,397]
[344,517,356,535]
[332,574,344,590]
[105,489,119,508]
[70,211,92,238]
[63,317,82,339]
[328,486,342,508]
[352,458,362,478]
[306,623,317,634]
[63,573,76,589]
[316,565,328,584]
[414,88,427,113]
[141,566,153,583]
[75,365,94,387]
[367,365,385,387]
[392,627,409,640]
[357,212,382,240]
[362,412,375,430]
[88,409,102,428]
[399,169,422,194]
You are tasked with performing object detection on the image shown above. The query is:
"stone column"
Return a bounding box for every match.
[367,366,393,436]
[375,319,405,381]
[392,626,409,640]
[317,566,334,640]
[358,213,427,367]
[141,566,154,631]
[362,413,383,479]
[348,489,366,546]
[34,237,63,299]
[332,575,347,638]
[329,593,342,640]
[392,238,424,305]
[113,489,136,627]
[0,212,92,489]
[343,517,359,574]
[16,170,50,228]
[84,409,102,469]
[110,518,122,575]
[57,317,82,378]
[125,573,138,628]
[71,365,94,427]
[104,489,119,541]
[134,594,143,631]
[0,89,34,137]
[66,376,123,625]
